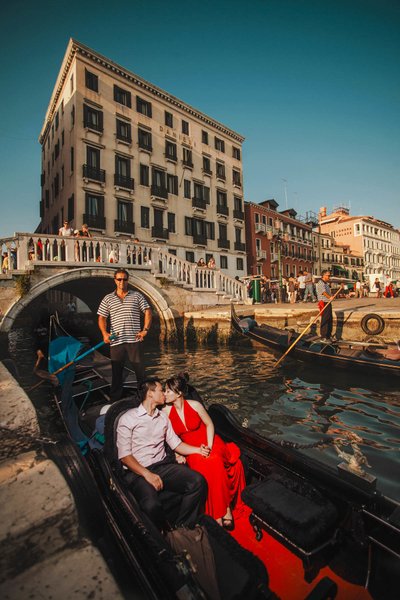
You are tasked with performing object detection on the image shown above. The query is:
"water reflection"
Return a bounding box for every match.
[6,327,400,501]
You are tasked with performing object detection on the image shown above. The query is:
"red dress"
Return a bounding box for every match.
[169,400,246,520]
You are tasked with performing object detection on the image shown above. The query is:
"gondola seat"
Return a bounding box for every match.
[103,397,183,526]
[242,472,339,579]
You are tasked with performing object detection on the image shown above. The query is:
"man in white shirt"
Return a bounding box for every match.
[297,271,306,301]
[117,378,208,528]
[58,220,74,236]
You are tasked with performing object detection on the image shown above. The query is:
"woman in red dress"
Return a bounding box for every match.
[163,375,246,528]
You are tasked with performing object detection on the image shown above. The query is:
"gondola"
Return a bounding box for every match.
[45,316,400,599]
[231,304,400,377]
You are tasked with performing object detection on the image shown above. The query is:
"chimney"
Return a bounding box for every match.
[319,206,327,218]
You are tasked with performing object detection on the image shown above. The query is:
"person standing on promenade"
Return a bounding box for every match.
[316,270,335,342]
[303,269,316,302]
[98,268,152,400]
[297,270,306,301]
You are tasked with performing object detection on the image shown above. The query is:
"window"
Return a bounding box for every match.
[202,156,211,174]
[45,189,49,209]
[114,85,131,107]
[214,137,225,152]
[165,111,173,127]
[136,96,152,117]
[233,169,241,186]
[234,196,242,211]
[205,221,215,240]
[68,194,74,220]
[141,206,150,228]
[165,141,177,161]
[220,256,228,269]
[184,179,191,199]
[219,223,228,240]
[87,146,100,169]
[151,167,166,190]
[85,69,98,92]
[185,217,193,236]
[61,129,64,146]
[71,105,75,126]
[182,120,189,134]
[232,146,241,160]
[167,212,176,233]
[54,139,60,159]
[237,257,244,270]
[202,130,208,144]
[85,192,104,217]
[167,174,178,195]
[235,227,242,242]
[70,147,74,172]
[216,161,225,180]
[116,119,132,143]
[138,128,152,150]
[70,74,74,94]
[83,105,103,132]
[117,200,133,223]
[217,190,227,207]
[115,155,131,178]
[61,165,64,188]
[182,147,193,167]
[186,251,195,263]
[140,164,149,186]
[55,111,59,131]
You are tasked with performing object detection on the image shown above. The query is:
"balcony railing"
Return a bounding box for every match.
[234,241,246,252]
[151,185,168,200]
[151,226,169,240]
[114,174,135,190]
[218,239,230,249]
[192,197,207,210]
[233,179,242,188]
[256,249,267,260]
[255,222,266,234]
[114,220,135,235]
[83,164,106,183]
[193,233,207,246]
[216,204,229,216]
[83,213,106,229]
[183,159,194,168]
[202,168,213,176]
[116,133,132,143]
[233,209,244,220]
[216,171,226,181]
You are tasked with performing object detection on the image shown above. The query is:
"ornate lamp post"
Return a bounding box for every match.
[267,218,289,303]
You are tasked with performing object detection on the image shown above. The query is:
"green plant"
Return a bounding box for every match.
[15,274,31,297]
[158,277,170,288]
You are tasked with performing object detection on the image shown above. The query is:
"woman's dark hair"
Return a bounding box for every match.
[165,375,188,397]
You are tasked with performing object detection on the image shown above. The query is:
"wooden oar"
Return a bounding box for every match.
[27,334,118,392]
[275,287,343,368]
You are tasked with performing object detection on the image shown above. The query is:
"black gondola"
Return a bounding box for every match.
[231,304,400,377]
[47,316,400,599]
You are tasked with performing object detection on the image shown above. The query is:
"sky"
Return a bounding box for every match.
[0,0,399,238]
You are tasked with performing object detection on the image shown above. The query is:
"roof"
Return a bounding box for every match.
[39,38,245,144]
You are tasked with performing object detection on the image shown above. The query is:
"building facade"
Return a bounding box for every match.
[245,200,313,279]
[38,39,247,277]
[319,206,400,282]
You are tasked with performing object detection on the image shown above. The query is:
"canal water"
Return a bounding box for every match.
[6,326,400,503]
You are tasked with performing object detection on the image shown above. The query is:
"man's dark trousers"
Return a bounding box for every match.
[126,460,207,529]
[110,342,145,401]
[319,301,333,339]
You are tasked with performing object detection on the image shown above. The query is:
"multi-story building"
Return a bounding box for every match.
[38,39,246,277]
[319,206,400,281]
[245,199,313,279]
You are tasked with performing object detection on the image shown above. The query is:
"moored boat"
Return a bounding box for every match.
[231,304,400,377]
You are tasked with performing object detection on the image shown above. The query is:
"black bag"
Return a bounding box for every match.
[166,525,221,600]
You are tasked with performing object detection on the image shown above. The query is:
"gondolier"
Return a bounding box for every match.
[98,268,152,400]
[316,270,335,342]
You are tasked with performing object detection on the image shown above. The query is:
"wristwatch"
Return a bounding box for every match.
[143,327,150,331]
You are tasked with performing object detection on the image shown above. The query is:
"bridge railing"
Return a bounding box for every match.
[1,233,247,301]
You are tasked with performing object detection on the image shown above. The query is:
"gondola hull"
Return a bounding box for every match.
[231,304,400,377]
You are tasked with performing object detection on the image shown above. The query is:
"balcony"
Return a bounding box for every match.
[151,226,169,240]
[202,168,213,176]
[83,164,106,183]
[193,233,207,246]
[256,250,267,261]
[233,209,244,221]
[192,197,207,211]
[216,204,229,216]
[234,241,246,252]
[270,252,279,262]
[233,180,242,188]
[255,222,266,234]
[182,159,194,168]
[151,185,168,200]
[216,171,226,181]
[218,239,230,249]
[114,173,134,190]
[114,220,135,235]
[83,213,106,229]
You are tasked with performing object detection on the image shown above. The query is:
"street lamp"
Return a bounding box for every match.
[268,218,289,303]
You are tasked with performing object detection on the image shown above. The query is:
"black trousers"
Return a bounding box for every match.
[126,460,207,529]
[110,342,145,401]
[320,302,333,338]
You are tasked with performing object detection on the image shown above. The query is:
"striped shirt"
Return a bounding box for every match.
[316,279,331,302]
[97,290,150,346]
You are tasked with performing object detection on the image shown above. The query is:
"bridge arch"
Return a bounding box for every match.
[0,267,176,337]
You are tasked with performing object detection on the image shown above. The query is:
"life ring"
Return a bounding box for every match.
[361,313,385,336]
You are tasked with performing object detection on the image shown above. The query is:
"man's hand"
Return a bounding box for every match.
[175,453,186,464]
[144,471,163,491]
[135,330,148,342]
[102,332,111,344]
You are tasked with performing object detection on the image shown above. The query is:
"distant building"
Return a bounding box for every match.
[244,199,313,279]
[319,206,400,281]
[38,39,246,277]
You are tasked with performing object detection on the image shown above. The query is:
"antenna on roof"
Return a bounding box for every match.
[281,178,288,209]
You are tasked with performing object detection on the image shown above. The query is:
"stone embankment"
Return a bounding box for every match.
[0,362,122,600]
[184,297,400,343]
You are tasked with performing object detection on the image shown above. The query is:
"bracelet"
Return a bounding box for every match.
[143,327,150,332]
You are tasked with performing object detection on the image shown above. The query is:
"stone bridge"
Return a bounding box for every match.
[0,233,246,336]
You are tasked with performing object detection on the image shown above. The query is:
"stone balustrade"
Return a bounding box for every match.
[1,233,246,302]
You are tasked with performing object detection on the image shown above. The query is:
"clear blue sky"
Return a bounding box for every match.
[0,0,399,238]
